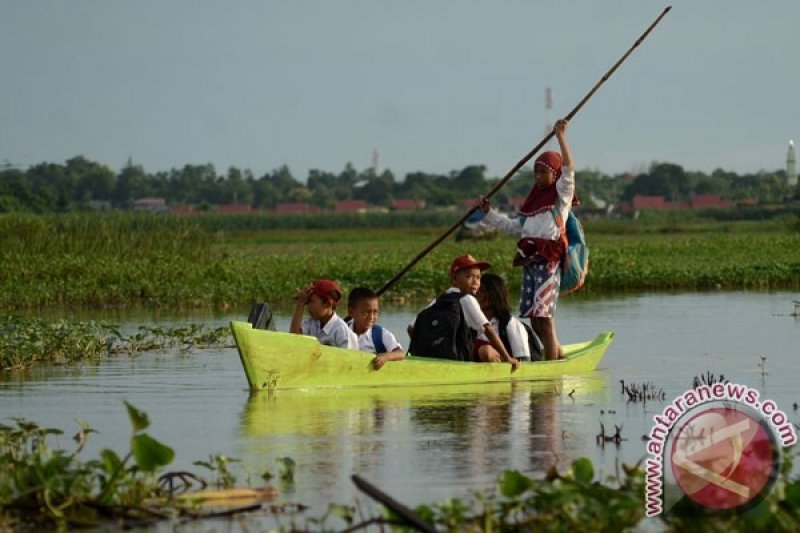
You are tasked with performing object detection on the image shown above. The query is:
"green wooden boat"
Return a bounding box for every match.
[231,321,613,391]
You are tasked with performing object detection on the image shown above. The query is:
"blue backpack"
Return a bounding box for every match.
[370,324,387,354]
[551,208,589,294]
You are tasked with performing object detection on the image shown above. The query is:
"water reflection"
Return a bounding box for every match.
[238,377,607,504]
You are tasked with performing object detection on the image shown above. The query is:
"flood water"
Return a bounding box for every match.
[2,291,798,526]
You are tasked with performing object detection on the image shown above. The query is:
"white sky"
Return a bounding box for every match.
[1,1,798,180]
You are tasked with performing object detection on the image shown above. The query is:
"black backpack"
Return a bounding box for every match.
[498,314,543,361]
[409,292,475,361]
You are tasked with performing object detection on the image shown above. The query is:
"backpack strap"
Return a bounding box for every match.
[550,203,570,267]
[497,314,512,355]
[371,324,387,354]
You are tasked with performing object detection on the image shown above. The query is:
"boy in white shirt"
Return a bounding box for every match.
[346,286,405,370]
[290,279,358,350]
[409,254,519,371]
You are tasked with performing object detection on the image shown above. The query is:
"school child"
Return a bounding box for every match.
[479,118,576,360]
[409,254,520,371]
[346,287,405,370]
[476,273,543,362]
[289,279,358,349]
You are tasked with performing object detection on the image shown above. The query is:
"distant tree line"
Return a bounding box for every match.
[0,156,797,214]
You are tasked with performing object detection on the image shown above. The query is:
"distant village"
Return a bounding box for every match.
[3,140,798,217]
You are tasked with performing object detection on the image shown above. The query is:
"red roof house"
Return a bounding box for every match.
[217,203,253,214]
[689,195,732,209]
[335,200,370,213]
[392,198,426,211]
[275,202,319,214]
[631,195,671,210]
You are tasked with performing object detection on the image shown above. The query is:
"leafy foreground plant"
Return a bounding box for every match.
[367,452,800,533]
[1,316,232,370]
[410,458,644,532]
[0,402,292,530]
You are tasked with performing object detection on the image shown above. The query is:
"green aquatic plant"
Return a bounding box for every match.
[0,403,286,530]
[1,214,799,310]
[412,458,645,532]
[0,402,177,528]
[0,316,231,370]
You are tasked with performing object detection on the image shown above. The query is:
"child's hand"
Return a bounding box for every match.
[372,354,388,370]
[478,196,491,213]
[554,118,568,137]
[509,357,520,373]
[294,285,311,305]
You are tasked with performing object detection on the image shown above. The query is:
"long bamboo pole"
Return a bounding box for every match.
[375,6,672,297]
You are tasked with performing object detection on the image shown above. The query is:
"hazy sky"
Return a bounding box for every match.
[1,1,798,181]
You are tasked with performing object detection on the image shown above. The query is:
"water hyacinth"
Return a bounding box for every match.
[0,316,231,370]
[0,213,798,310]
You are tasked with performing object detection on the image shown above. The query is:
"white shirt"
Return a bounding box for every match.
[427,288,489,332]
[484,166,575,240]
[477,316,532,360]
[348,323,404,354]
[301,312,359,349]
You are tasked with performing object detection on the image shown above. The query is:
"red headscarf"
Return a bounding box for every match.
[518,151,579,216]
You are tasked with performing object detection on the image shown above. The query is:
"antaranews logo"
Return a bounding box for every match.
[644,382,796,516]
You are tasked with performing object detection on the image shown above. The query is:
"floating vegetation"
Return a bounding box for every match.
[1,316,231,370]
[410,458,645,532]
[0,403,286,530]
[1,214,799,310]
[343,452,800,532]
[4,407,800,531]
[691,371,728,389]
[619,380,666,403]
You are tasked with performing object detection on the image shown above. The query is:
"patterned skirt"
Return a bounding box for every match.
[520,260,561,318]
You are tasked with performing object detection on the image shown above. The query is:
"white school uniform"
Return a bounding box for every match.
[301,312,358,349]
[477,315,532,360]
[348,322,404,354]
[427,287,490,332]
[483,166,575,241]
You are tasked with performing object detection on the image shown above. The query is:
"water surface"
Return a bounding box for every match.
[2,291,798,520]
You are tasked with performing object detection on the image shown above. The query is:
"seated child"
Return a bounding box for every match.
[346,287,405,370]
[476,273,543,362]
[289,279,358,349]
[409,254,520,371]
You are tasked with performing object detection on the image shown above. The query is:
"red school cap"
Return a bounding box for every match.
[450,254,491,276]
[310,279,342,305]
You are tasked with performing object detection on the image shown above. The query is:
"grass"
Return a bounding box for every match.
[0,213,798,310]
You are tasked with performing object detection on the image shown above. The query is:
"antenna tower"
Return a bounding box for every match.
[372,148,380,175]
[544,86,554,147]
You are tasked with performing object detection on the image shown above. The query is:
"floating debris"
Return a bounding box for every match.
[691,371,728,389]
[596,423,627,447]
[621,382,665,403]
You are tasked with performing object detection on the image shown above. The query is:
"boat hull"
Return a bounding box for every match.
[230,321,613,391]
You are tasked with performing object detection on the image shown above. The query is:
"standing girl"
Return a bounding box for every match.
[479,118,577,360]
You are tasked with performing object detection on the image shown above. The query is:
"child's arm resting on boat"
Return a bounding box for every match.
[484,323,520,372]
[372,348,405,370]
